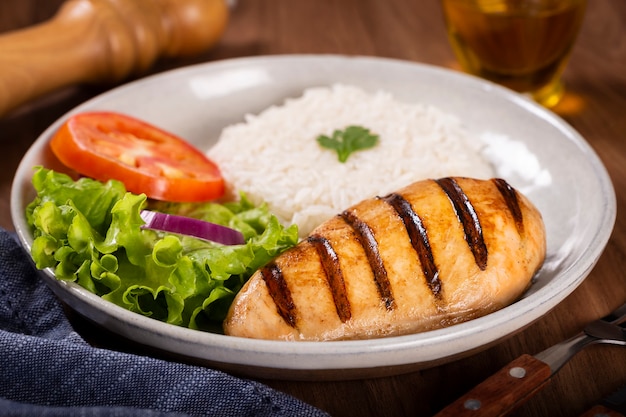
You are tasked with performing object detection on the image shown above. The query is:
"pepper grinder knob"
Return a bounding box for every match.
[0,0,229,117]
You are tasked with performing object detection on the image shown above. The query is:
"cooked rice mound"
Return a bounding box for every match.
[207,84,494,237]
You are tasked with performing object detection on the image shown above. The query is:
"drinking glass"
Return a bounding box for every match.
[441,0,587,108]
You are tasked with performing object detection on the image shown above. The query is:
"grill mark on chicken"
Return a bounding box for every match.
[340,210,395,310]
[436,177,488,271]
[381,193,442,298]
[307,234,352,322]
[260,262,297,328]
[493,178,524,235]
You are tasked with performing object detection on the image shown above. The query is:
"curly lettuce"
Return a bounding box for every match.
[26,167,299,332]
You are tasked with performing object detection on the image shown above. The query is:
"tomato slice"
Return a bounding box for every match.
[50,112,225,202]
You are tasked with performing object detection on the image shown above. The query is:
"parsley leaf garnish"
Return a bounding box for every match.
[316,125,379,163]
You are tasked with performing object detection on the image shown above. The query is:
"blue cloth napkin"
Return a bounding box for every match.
[0,228,329,417]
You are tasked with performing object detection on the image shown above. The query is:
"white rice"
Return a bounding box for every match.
[207,84,494,237]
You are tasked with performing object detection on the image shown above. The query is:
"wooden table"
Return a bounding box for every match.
[2,1,626,416]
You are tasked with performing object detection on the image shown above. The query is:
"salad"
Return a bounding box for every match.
[26,112,298,333]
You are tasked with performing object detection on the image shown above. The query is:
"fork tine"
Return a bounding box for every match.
[534,301,626,373]
[601,302,626,324]
[584,320,626,343]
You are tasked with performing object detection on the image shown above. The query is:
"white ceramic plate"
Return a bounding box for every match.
[11,55,616,380]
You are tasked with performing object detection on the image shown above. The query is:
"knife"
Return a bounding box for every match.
[579,385,626,417]
[433,302,626,417]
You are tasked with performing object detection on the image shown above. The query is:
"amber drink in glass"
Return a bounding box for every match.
[441,0,586,107]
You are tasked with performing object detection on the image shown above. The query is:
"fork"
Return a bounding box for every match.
[434,302,626,417]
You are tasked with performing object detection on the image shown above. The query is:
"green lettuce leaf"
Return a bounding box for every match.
[26,167,299,332]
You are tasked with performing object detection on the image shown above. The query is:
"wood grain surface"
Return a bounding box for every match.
[1,1,626,416]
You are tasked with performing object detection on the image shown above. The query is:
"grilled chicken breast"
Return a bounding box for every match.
[224,177,546,341]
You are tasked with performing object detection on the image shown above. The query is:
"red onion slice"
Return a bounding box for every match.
[140,210,245,245]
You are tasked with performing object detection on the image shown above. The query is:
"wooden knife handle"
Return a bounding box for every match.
[434,354,552,417]
[0,0,229,117]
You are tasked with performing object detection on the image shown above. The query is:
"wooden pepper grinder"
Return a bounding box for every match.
[0,0,230,117]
